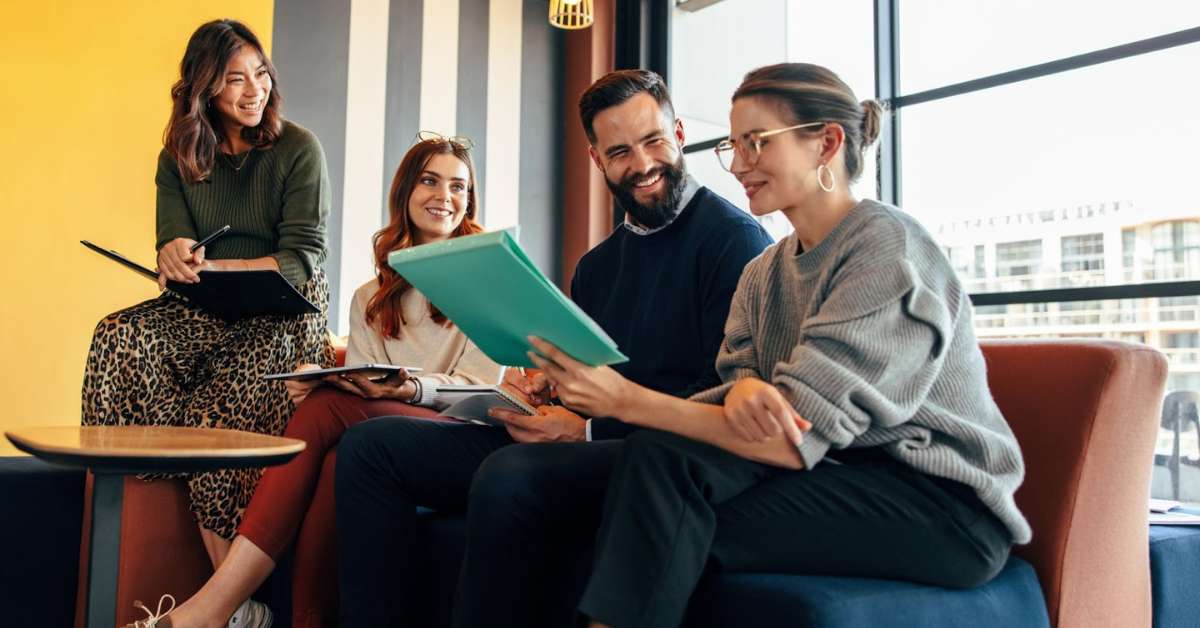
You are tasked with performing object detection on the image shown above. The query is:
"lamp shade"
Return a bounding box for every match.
[549,0,594,30]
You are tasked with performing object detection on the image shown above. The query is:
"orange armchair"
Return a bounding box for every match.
[75,340,1167,627]
[986,339,1166,627]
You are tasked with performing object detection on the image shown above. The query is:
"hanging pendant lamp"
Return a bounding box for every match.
[549,0,594,30]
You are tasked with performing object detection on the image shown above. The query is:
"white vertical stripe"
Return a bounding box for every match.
[483,0,522,230]
[337,0,391,336]
[419,0,460,135]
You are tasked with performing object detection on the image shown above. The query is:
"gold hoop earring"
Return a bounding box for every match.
[817,163,836,193]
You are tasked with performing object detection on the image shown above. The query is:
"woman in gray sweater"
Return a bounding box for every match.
[520,63,1030,628]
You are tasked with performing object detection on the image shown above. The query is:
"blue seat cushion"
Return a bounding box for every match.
[415,510,1049,628]
[1151,510,1200,628]
[685,558,1048,628]
[0,456,86,627]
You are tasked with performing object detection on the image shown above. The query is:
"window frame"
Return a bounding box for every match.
[669,0,1200,306]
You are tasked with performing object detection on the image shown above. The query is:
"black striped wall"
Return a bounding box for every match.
[273,0,564,333]
[272,0,353,330]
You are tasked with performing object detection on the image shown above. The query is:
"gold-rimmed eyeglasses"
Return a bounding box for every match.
[714,122,826,172]
[415,130,475,150]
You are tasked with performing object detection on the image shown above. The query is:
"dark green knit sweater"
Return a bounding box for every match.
[154,120,330,286]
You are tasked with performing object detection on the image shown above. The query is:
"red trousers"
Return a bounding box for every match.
[237,387,440,627]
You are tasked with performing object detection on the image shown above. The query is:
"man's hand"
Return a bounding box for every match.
[501,367,552,406]
[488,405,587,443]
[526,336,635,419]
[724,377,812,448]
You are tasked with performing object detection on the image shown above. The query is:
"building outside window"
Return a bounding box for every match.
[995,239,1043,283]
[1122,228,1138,281]
[1061,233,1105,273]
[1152,221,1200,281]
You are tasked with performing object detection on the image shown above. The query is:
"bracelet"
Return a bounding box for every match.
[407,378,423,404]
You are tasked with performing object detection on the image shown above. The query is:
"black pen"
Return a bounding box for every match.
[190,224,231,253]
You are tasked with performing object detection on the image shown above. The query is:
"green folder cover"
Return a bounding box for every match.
[387,230,629,368]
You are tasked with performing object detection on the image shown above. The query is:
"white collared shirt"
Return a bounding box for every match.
[621,175,700,236]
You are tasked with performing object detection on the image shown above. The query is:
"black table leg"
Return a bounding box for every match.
[87,472,124,628]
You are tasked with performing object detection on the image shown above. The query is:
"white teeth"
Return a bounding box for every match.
[426,207,452,217]
[635,174,662,188]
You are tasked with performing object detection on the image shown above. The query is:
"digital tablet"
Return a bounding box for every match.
[263,364,423,382]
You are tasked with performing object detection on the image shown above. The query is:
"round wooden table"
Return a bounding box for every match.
[5,425,305,628]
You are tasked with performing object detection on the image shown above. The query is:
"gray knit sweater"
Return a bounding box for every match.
[691,199,1031,543]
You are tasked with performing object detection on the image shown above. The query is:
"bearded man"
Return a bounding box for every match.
[335,70,772,628]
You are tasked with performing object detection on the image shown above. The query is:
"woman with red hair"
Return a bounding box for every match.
[127,133,501,628]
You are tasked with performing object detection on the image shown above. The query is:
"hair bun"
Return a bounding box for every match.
[859,99,884,147]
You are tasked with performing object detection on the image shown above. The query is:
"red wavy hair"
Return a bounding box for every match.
[365,139,483,338]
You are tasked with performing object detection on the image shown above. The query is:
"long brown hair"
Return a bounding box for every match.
[163,19,284,184]
[365,139,484,338]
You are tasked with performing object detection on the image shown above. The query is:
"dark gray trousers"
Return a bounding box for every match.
[579,429,1014,628]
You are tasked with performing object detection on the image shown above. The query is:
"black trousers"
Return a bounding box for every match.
[334,416,622,628]
[579,429,1014,628]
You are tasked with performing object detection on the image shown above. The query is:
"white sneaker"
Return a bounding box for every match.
[125,594,176,628]
[227,599,273,628]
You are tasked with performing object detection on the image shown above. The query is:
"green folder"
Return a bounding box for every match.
[387,230,629,368]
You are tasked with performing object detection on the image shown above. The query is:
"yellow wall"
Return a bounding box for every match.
[0,1,274,444]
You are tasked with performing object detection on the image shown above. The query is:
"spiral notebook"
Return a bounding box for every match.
[437,384,536,426]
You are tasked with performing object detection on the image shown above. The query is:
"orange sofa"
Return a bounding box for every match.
[75,339,1167,627]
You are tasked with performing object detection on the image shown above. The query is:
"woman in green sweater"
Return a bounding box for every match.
[81,16,333,589]
[507,63,1029,628]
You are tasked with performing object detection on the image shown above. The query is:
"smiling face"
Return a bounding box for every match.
[727,95,827,217]
[210,45,272,141]
[589,92,688,229]
[407,153,471,244]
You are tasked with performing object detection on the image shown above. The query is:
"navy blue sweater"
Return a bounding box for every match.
[570,186,773,439]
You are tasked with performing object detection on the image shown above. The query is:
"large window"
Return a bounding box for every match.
[897,0,1200,94]
[671,1,1200,503]
[671,0,876,242]
[897,4,1200,504]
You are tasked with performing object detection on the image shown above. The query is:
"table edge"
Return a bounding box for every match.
[4,431,306,460]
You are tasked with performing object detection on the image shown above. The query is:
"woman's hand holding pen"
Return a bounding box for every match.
[156,226,229,289]
[156,237,207,289]
[493,363,589,443]
[500,366,553,407]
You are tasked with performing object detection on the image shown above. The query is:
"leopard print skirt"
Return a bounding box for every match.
[81,270,335,539]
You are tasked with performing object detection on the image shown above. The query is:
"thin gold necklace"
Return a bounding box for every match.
[224,149,252,171]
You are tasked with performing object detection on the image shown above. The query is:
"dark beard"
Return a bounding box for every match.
[606,157,687,230]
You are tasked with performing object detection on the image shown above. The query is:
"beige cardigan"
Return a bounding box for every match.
[345,279,503,409]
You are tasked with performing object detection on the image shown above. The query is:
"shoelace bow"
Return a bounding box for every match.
[132,594,176,627]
